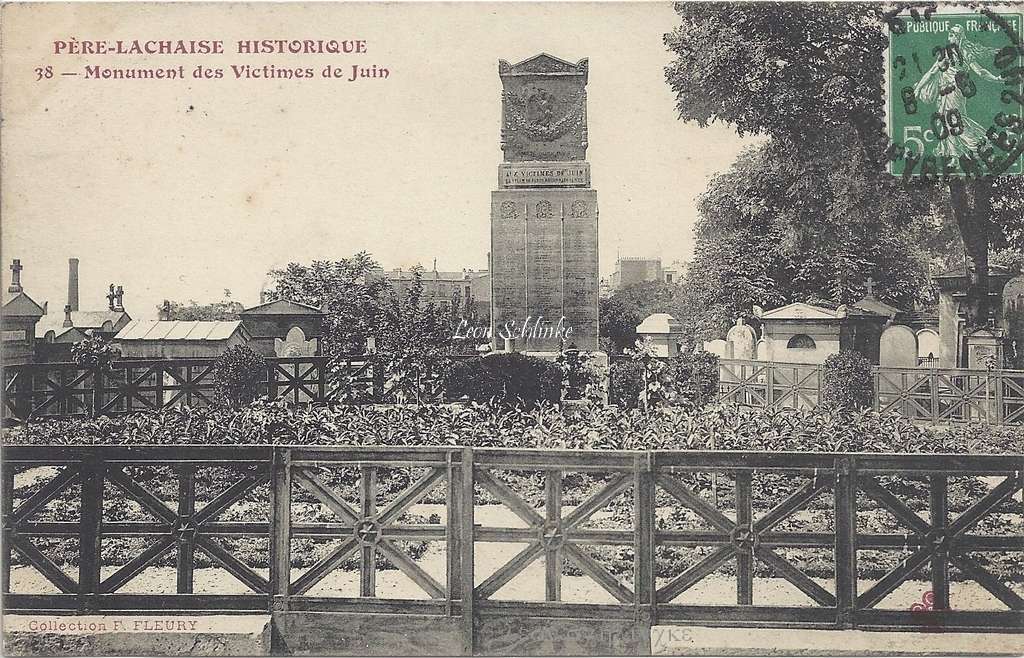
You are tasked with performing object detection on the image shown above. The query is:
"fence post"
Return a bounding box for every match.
[13,367,33,422]
[766,363,775,408]
[871,367,879,413]
[735,470,753,605]
[91,366,103,419]
[834,456,858,629]
[634,453,656,654]
[925,367,936,424]
[372,357,385,403]
[267,363,279,401]
[317,357,328,404]
[816,364,823,408]
[269,447,292,612]
[78,455,104,612]
[929,474,950,610]
[460,447,475,656]
[545,469,563,602]
[156,362,167,411]
[1,458,13,595]
[994,370,1005,425]
[176,465,196,593]
[446,449,461,619]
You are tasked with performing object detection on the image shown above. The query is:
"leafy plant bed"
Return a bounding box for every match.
[5,399,1022,455]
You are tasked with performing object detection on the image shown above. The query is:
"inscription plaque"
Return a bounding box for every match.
[499,162,590,188]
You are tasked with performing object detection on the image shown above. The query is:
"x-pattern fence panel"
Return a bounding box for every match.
[2,355,472,424]
[3,445,1020,636]
[718,360,821,411]
[718,359,1024,425]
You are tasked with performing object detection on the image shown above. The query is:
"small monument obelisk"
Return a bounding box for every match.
[490,54,599,352]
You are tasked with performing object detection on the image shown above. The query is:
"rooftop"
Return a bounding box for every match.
[115,320,246,342]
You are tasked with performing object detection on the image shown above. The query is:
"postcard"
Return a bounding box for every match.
[1,2,1022,656]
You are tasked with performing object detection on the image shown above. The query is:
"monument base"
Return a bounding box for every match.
[966,328,1004,369]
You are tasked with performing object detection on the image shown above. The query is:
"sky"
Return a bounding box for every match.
[1,2,755,320]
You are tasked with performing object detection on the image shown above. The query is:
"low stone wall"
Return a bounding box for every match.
[2,615,272,656]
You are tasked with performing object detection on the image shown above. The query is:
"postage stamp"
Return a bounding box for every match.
[886,8,1024,178]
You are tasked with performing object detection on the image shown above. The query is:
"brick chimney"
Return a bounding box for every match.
[63,304,73,328]
[68,258,80,311]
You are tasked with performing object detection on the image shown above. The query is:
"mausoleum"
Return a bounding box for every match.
[238,298,325,357]
[2,259,45,366]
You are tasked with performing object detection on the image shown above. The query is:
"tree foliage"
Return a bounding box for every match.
[164,290,244,321]
[678,139,933,340]
[214,344,268,410]
[265,253,388,356]
[664,2,1024,328]
[599,280,682,353]
[265,255,458,399]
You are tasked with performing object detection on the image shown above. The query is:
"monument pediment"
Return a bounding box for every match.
[500,54,588,78]
[2,291,45,318]
[241,298,325,316]
[760,302,840,321]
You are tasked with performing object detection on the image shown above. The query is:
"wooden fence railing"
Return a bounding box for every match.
[2,444,1021,648]
[719,359,1024,425]
[7,356,1024,427]
[1,355,470,424]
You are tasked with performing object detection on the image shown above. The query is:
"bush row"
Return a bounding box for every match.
[4,399,1021,455]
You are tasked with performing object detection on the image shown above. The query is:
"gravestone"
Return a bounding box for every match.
[1003,275,1024,368]
[490,54,598,352]
[726,318,757,361]
[756,337,771,361]
[275,326,317,357]
[966,328,1003,369]
[879,324,918,368]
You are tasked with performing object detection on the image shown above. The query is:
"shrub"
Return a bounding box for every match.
[821,350,873,411]
[71,336,120,369]
[609,360,643,408]
[671,350,720,409]
[214,345,268,409]
[445,353,561,407]
[556,350,605,402]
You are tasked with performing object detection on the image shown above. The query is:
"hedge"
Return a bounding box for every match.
[4,399,1022,455]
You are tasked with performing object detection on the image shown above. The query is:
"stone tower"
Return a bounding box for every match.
[490,54,599,352]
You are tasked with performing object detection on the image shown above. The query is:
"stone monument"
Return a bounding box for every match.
[490,54,599,352]
[725,318,757,361]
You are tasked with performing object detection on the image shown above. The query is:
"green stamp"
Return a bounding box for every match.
[887,9,1024,178]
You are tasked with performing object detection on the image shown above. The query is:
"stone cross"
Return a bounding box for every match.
[8,259,23,293]
[107,284,117,310]
[114,286,124,310]
[865,277,876,298]
[63,304,73,328]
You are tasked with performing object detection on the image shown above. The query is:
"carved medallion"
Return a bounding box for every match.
[535,200,553,219]
[500,200,518,219]
[570,200,587,218]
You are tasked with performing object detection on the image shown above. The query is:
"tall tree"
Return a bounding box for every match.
[664,2,1023,326]
[679,138,934,340]
[600,280,682,352]
[265,253,387,356]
